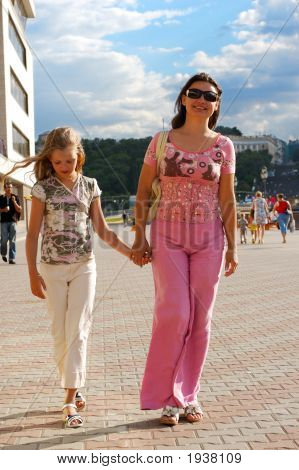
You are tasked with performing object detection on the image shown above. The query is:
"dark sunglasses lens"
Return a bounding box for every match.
[204,92,217,102]
[187,89,217,102]
[187,89,201,99]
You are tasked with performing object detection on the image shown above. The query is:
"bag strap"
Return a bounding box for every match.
[155,131,169,172]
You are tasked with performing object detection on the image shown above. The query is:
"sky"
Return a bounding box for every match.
[27,0,299,142]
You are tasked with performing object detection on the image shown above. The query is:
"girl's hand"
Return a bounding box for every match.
[224,248,238,277]
[29,272,47,299]
[131,237,152,267]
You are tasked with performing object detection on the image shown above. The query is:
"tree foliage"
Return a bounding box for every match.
[215,126,242,136]
[235,149,272,191]
[82,137,151,196]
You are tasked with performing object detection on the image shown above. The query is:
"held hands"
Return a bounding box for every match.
[131,237,152,267]
[29,272,47,299]
[224,248,238,277]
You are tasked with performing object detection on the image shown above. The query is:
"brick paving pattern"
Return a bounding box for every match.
[0,223,298,450]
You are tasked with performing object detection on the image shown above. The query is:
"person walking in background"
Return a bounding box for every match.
[253,191,269,244]
[5,127,135,428]
[239,213,248,244]
[122,210,127,226]
[273,193,293,243]
[0,182,22,264]
[248,208,257,244]
[132,72,238,425]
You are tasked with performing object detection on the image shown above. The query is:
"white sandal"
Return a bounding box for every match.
[160,406,180,426]
[184,403,204,423]
[62,403,83,428]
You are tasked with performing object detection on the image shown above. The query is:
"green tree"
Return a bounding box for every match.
[235,149,272,191]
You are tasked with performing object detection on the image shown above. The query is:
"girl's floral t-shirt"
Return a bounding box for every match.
[31,174,101,264]
[144,131,236,223]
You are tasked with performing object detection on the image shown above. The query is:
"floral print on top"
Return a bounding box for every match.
[31,174,101,264]
[144,132,236,223]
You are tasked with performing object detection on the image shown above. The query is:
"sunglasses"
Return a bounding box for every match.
[185,88,218,102]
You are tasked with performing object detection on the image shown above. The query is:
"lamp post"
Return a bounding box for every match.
[260,166,268,197]
[234,175,238,201]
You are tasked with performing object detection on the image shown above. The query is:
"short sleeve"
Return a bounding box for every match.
[31,182,46,202]
[92,178,102,201]
[143,133,160,168]
[221,137,236,175]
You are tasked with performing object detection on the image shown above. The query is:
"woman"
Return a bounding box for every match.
[253,191,269,244]
[273,193,293,243]
[132,73,238,425]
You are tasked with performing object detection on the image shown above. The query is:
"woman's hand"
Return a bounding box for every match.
[224,248,238,277]
[29,272,47,299]
[131,236,152,267]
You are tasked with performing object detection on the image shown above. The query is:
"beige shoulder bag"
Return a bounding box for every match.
[147,131,169,222]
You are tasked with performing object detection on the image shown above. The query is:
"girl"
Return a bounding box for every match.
[6,127,133,428]
[132,73,238,425]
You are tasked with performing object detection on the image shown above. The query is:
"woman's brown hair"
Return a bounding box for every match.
[171,72,222,130]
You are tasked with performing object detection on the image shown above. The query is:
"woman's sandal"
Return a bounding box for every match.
[62,403,83,428]
[159,406,180,426]
[75,391,86,411]
[184,403,204,423]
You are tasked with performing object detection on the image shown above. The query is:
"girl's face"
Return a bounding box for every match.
[181,80,219,120]
[50,146,78,180]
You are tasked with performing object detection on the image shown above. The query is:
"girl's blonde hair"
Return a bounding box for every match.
[5,127,85,182]
[256,191,262,197]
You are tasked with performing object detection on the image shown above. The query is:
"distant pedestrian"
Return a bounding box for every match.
[5,127,136,428]
[122,210,127,226]
[239,213,248,244]
[0,182,22,264]
[273,193,293,243]
[248,208,257,244]
[253,191,269,244]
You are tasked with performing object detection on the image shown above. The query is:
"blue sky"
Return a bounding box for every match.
[27,0,299,142]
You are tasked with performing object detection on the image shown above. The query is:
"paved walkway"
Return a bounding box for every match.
[0,224,298,450]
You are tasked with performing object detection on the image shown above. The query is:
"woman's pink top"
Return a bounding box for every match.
[144,131,236,223]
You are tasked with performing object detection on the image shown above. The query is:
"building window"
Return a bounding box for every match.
[12,124,29,157]
[11,0,27,29]
[9,16,27,67]
[10,69,28,113]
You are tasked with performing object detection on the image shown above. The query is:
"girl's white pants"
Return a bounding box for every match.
[40,259,96,389]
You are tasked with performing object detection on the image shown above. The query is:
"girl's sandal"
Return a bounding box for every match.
[184,403,204,423]
[159,406,180,426]
[62,403,83,428]
[75,391,86,411]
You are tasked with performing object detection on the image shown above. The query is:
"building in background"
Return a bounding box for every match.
[0,0,36,205]
[230,135,286,165]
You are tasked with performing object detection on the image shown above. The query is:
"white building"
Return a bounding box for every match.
[229,135,284,165]
[0,0,36,201]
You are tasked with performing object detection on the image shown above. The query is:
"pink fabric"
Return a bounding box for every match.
[144,131,235,224]
[140,218,225,410]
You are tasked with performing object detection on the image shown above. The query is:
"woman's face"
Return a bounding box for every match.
[50,145,78,180]
[181,80,219,120]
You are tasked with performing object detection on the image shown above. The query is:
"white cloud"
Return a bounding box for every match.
[233,8,265,28]
[139,46,183,53]
[189,1,299,141]
[30,0,299,142]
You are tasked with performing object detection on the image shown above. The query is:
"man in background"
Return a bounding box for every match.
[0,182,22,264]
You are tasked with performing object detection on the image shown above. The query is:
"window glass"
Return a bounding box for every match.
[12,124,29,157]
